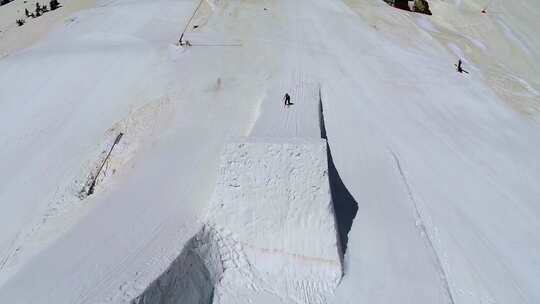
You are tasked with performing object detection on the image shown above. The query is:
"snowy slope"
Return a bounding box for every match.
[0,0,539,303]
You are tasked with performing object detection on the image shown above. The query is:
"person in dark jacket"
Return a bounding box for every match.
[456,59,469,74]
[283,93,293,107]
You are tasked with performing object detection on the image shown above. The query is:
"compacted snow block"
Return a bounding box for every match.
[204,138,342,304]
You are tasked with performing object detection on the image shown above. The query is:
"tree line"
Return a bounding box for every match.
[16,1,61,27]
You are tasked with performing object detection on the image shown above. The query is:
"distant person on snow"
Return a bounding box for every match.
[456,59,468,74]
[283,93,293,107]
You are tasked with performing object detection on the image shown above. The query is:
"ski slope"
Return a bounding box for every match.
[250,74,321,139]
[0,0,539,303]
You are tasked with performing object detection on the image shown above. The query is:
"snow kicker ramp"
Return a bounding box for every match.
[133,80,342,304]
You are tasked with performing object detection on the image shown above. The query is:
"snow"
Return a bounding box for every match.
[0,0,539,303]
[132,226,224,304]
[250,77,321,139]
[0,0,96,56]
[203,139,341,304]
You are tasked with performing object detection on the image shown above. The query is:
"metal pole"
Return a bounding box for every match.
[87,133,124,196]
[179,0,205,44]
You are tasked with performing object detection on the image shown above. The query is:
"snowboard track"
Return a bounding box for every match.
[389,149,456,304]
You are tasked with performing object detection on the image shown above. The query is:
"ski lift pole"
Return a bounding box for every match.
[87,133,124,196]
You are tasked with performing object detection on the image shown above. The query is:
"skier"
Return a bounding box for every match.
[283,93,293,107]
[456,59,468,74]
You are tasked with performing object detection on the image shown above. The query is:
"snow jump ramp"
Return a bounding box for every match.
[205,137,342,303]
[133,82,342,304]
[206,81,342,303]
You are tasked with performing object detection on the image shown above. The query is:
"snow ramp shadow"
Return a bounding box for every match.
[131,226,223,304]
[319,95,358,255]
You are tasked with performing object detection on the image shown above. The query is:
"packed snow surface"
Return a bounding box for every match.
[0,0,539,303]
[204,139,341,304]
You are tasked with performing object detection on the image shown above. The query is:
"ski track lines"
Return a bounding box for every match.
[389,149,455,304]
[251,72,320,139]
[77,220,169,304]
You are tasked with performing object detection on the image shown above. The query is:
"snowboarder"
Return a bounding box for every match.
[456,59,469,74]
[25,8,30,17]
[283,93,293,107]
